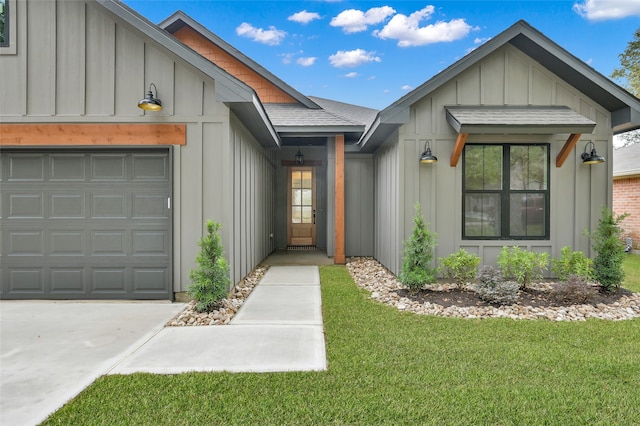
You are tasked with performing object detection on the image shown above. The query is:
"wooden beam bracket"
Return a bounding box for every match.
[450,133,468,167]
[556,133,581,167]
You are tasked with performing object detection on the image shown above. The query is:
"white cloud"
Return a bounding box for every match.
[344,72,359,78]
[288,10,321,24]
[573,0,640,20]
[329,49,382,67]
[401,85,413,91]
[280,53,294,64]
[297,57,317,66]
[373,6,472,47]
[236,22,286,45]
[330,6,396,33]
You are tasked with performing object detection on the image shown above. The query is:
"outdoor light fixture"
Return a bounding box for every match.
[295,148,304,165]
[420,140,438,164]
[580,141,605,164]
[137,83,162,111]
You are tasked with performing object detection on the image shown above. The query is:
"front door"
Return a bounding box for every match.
[287,167,316,246]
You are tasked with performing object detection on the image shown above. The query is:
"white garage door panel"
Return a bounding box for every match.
[0,149,172,300]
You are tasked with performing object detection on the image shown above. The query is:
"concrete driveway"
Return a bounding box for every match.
[0,301,184,426]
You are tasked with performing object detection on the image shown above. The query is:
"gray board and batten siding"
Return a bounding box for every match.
[0,0,276,298]
[373,43,614,276]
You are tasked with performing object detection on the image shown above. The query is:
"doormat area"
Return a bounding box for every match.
[287,245,317,251]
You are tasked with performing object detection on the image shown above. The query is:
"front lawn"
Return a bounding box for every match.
[44,265,640,425]
[623,253,640,292]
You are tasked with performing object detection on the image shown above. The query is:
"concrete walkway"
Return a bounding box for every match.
[110,265,326,374]
[1,265,326,426]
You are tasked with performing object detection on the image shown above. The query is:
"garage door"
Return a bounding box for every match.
[0,149,172,299]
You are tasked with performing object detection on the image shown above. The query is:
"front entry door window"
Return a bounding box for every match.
[288,167,316,246]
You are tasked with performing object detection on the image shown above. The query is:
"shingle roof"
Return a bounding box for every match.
[445,106,597,134]
[264,103,364,129]
[613,142,640,177]
[308,96,379,133]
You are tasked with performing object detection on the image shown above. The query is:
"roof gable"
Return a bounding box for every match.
[360,20,640,151]
[94,0,280,147]
[160,11,319,109]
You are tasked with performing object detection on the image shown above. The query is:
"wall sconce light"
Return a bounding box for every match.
[295,148,304,165]
[580,141,605,164]
[137,83,163,111]
[420,140,438,164]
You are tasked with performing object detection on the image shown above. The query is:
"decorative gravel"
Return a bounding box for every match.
[346,257,640,321]
[166,266,268,326]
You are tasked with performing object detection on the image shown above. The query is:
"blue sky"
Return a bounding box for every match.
[124,0,640,110]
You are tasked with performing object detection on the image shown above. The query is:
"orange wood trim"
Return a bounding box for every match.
[450,133,468,167]
[555,133,581,168]
[334,134,346,265]
[0,124,187,146]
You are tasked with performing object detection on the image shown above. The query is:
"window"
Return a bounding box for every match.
[0,0,7,47]
[463,144,549,239]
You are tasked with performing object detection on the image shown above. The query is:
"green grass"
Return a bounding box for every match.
[43,265,640,425]
[622,253,640,292]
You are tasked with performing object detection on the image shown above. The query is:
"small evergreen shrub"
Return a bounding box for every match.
[497,246,548,289]
[552,275,598,305]
[439,249,481,288]
[551,246,593,281]
[188,220,231,312]
[475,265,520,305]
[400,203,437,291]
[586,206,628,292]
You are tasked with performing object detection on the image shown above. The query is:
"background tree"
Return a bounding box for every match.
[611,27,640,147]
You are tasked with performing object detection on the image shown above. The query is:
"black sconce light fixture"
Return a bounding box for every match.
[420,140,438,164]
[295,148,304,165]
[137,83,162,111]
[580,141,605,164]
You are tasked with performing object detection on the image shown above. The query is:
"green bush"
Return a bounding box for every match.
[439,249,480,288]
[188,220,231,312]
[497,246,548,289]
[551,246,593,281]
[475,265,520,305]
[587,206,628,292]
[400,203,437,291]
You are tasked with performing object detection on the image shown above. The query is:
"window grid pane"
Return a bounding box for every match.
[463,144,549,239]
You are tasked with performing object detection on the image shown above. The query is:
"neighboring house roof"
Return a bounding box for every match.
[613,143,640,178]
[445,106,596,134]
[95,0,280,148]
[360,20,640,152]
[159,11,319,110]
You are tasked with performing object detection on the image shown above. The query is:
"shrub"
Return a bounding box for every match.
[552,275,598,305]
[497,246,548,289]
[551,246,593,281]
[400,203,437,291]
[475,265,520,305]
[439,249,481,288]
[188,220,231,312]
[586,206,628,292]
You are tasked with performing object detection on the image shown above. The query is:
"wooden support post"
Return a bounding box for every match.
[334,134,346,265]
[555,133,582,167]
[450,133,468,167]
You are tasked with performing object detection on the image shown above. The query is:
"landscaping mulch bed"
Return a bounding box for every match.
[396,284,634,309]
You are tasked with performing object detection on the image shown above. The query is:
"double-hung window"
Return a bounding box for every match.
[463,144,549,239]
